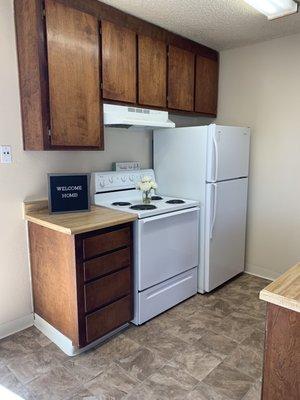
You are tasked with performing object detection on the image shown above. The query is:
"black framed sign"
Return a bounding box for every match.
[48,173,90,214]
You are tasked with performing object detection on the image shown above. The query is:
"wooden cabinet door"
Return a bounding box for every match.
[195,55,218,115]
[45,0,102,148]
[102,21,136,103]
[138,35,167,107]
[168,45,195,111]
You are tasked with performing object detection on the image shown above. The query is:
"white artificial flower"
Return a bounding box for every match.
[139,182,152,192]
[150,181,157,189]
[141,176,151,183]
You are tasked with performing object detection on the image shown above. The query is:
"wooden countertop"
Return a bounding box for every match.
[259,263,300,313]
[23,200,137,235]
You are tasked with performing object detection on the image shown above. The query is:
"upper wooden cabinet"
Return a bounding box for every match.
[138,36,167,108]
[195,55,219,115]
[168,45,195,112]
[45,0,102,148]
[101,21,137,103]
[14,0,103,150]
[15,0,219,151]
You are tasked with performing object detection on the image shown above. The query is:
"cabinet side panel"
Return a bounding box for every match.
[28,223,79,345]
[262,303,300,400]
[14,0,49,150]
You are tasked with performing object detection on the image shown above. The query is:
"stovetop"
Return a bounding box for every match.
[91,169,199,218]
[94,192,199,218]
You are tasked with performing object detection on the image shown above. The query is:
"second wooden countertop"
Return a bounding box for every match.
[23,200,138,235]
[259,263,300,313]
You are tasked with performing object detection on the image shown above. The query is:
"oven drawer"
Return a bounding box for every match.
[85,295,132,343]
[133,267,197,325]
[84,267,131,313]
[83,227,130,259]
[83,247,131,282]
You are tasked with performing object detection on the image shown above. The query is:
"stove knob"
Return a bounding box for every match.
[129,176,133,182]
[108,177,113,183]
[121,176,126,182]
[99,181,105,188]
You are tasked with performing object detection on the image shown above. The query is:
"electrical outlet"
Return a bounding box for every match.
[0,145,12,164]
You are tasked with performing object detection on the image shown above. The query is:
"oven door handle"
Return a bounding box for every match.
[140,207,200,223]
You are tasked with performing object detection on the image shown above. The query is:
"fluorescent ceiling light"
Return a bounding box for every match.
[244,0,298,20]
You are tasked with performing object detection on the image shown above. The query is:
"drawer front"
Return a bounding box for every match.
[85,295,132,343]
[83,227,130,259]
[83,247,130,282]
[134,267,197,325]
[84,268,131,313]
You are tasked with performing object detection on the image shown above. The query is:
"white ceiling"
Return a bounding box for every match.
[100,0,300,50]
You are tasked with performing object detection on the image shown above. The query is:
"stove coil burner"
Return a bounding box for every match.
[166,199,186,204]
[151,196,163,201]
[130,204,157,210]
[111,202,132,206]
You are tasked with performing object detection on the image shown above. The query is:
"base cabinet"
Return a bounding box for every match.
[28,222,133,348]
[262,303,300,400]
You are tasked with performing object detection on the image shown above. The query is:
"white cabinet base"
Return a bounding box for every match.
[34,314,129,356]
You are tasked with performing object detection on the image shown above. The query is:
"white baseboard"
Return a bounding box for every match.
[0,313,34,340]
[245,264,282,281]
[34,314,129,356]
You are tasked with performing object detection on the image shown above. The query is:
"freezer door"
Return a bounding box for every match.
[205,178,248,292]
[207,125,250,182]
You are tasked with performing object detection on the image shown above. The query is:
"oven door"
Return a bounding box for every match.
[134,207,199,291]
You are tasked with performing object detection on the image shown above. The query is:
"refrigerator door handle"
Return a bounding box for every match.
[213,132,219,182]
[210,183,218,239]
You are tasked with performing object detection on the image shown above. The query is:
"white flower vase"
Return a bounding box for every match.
[142,190,151,204]
[137,176,157,204]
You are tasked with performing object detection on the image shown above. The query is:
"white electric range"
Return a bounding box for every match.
[92,169,200,325]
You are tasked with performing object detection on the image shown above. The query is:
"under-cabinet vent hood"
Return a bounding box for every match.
[103,104,175,129]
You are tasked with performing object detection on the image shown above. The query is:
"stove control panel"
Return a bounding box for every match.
[92,169,155,193]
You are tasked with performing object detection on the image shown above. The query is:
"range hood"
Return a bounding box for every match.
[103,104,175,129]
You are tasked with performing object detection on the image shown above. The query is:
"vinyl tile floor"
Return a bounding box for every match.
[0,273,270,400]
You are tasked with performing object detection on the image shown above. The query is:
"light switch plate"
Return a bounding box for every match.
[0,145,12,164]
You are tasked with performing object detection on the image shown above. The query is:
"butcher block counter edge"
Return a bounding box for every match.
[23,199,137,235]
[259,263,300,313]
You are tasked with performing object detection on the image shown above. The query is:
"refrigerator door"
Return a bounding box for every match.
[204,178,248,292]
[207,125,250,182]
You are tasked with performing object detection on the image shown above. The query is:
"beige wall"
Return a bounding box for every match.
[217,33,300,280]
[0,0,211,336]
[0,0,154,335]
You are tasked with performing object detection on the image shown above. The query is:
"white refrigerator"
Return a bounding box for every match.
[154,124,250,293]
